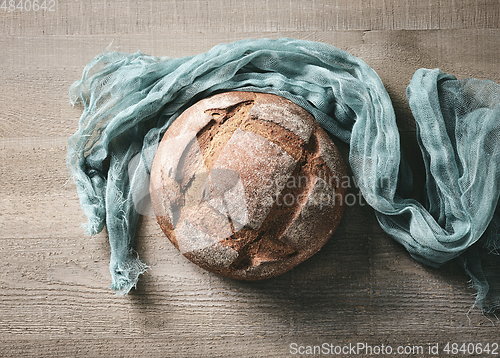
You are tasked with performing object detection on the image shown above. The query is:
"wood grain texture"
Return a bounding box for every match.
[1,0,499,357]
[1,29,499,139]
[0,0,499,36]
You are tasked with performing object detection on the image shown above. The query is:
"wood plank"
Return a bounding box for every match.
[0,231,497,353]
[2,331,500,358]
[0,0,498,36]
[0,29,498,139]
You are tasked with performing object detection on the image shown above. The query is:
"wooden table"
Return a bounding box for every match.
[1,1,499,357]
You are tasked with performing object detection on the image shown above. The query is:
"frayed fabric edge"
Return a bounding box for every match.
[465,280,500,324]
[458,256,499,315]
[109,252,149,295]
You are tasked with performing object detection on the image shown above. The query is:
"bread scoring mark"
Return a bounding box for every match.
[170,99,255,252]
[316,128,346,178]
[247,100,314,142]
[230,131,321,268]
[206,167,249,232]
[156,214,179,249]
[159,167,183,226]
[154,100,258,266]
[228,232,297,271]
[176,136,204,191]
[240,118,304,161]
[280,176,342,251]
[197,100,255,171]
[175,203,234,253]
[211,128,296,231]
[221,132,322,272]
[185,242,239,271]
[155,169,181,250]
[228,128,346,271]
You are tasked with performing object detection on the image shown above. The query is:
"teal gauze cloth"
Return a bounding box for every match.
[67,38,500,312]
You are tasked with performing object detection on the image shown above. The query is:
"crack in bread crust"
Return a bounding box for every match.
[226,128,344,271]
[197,100,255,171]
[240,118,304,161]
[170,99,257,252]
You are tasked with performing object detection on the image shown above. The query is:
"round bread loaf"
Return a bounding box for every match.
[150,91,347,280]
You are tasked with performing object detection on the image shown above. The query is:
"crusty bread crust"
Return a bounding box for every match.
[150,91,347,280]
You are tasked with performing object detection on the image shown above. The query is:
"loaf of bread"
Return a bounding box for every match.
[150,91,347,280]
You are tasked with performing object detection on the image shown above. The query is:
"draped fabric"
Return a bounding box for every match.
[67,38,500,312]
